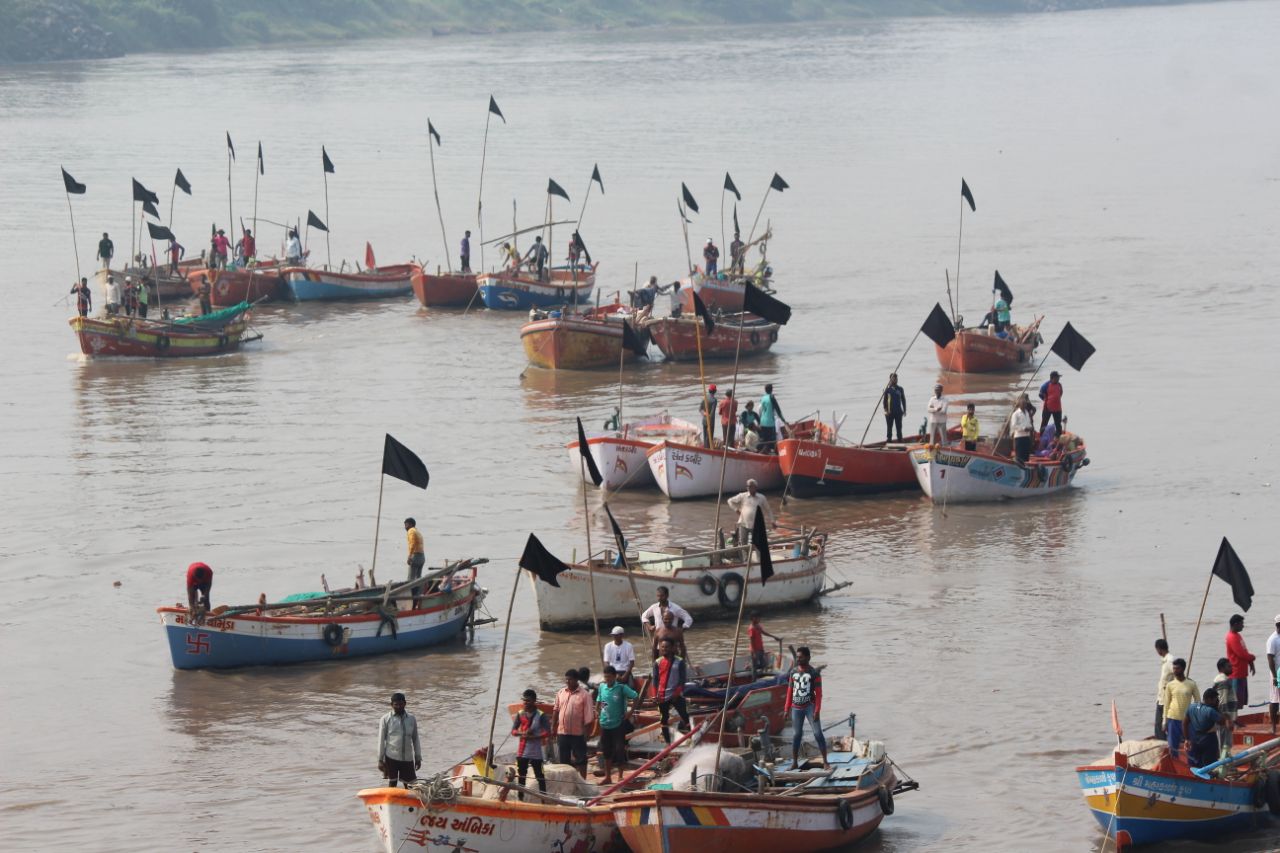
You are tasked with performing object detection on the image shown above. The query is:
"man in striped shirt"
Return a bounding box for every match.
[652,638,691,744]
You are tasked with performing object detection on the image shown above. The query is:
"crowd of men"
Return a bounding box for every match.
[699,382,788,453]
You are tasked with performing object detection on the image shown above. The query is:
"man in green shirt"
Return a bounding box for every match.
[596,665,639,783]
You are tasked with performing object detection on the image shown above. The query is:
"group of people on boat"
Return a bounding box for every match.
[82,272,151,319]
[699,382,788,453]
[918,372,1074,465]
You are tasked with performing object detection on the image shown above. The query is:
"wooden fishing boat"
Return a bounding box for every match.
[687,268,778,313]
[522,304,648,370]
[113,259,203,300]
[477,265,597,310]
[778,425,961,498]
[532,528,826,630]
[281,263,416,301]
[186,262,285,307]
[157,560,485,669]
[935,319,1042,373]
[69,304,253,358]
[644,312,779,362]
[410,267,478,307]
[647,428,828,499]
[568,412,701,491]
[908,433,1089,503]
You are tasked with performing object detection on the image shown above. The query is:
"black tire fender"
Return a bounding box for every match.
[322,623,344,647]
[217,334,228,349]
[837,796,854,830]
[697,574,718,596]
[878,785,895,816]
[768,328,778,343]
[750,330,760,346]
[717,572,744,609]
[156,334,170,352]
[1265,770,1280,815]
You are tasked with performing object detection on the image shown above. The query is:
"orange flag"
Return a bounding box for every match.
[365,241,376,270]
[1110,700,1123,743]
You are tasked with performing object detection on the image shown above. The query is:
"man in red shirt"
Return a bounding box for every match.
[717,389,738,447]
[186,562,213,615]
[1038,371,1064,434]
[747,612,779,678]
[651,638,691,744]
[1226,613,1257,709]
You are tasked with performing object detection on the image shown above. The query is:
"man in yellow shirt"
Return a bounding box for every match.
[1161,657,1199,759]
[960,403,979,451]
[404,518,425,603]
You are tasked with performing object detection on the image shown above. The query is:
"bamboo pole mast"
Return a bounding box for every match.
[579,454,602,660]
[484,568,522,776]
[713,545,755,773]
[427,119,452,274]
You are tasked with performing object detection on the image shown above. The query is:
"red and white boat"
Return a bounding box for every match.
[521,304,648,370]
[778,425,960,498]
[568,412,700,491]
[410,267,478,307]
[935,319,1042,373]
[645,313,779,362]
[186,263,285,307]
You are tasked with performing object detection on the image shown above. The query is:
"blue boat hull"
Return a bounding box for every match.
[282,267,415,301]
[479,282,595,310]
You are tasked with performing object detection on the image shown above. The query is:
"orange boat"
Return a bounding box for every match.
[410,267,478,307]
[935,318,1042,373]
[187,263,284,307]
[521,304,647,370]
[778,425,960,497]
[645,312,779,361]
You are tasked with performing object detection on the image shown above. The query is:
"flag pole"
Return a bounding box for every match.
[130,197,136,276]
[711,314,748,544]
[719,185,726,269]
[858,327,925,446]
[227,145,234,252]
[370,473,385,580]
[577,178,593,234]
[253,146,260,244]
[427,122,452,274]
[579,454,603,661]
[746,186,772,244]
[679,199,694,276]
[484,567,522,778]
[713,543,755,774]
[168,181,177,232]
[65,188,81,283]
[1186,569,1215,674]
[476,104,493,274]
[323,160,332,270]
[954,195,965,322]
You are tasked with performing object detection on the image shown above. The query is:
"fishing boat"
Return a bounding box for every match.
[522,304,648,370]
[114,259,203,301]
[532,527,826,630]
[908,432,1089,503]
[1076,726,1280,849]
[644,312,779,362]
[186,262,285,307]
[281,263,416,301]
[69,303,254,358]
[157,559,486,669]
[410,267,478,307]
[777,425,961,498]
[568,412,701,491]
[935,319,1042,373]
[689,272,775,313]
[477,265,596,310]
[646,427,826,499]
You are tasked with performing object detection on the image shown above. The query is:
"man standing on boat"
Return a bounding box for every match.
[718,388,738,447]
[105,275,122,316]
[285,229,304,265]
[1185,688,1228,768]
[460,230,471,273]
[1154,638,1175,739]
[511,688,550,795]
[728,479,775,551]
[97,232,114,270]
[212,229,231,269]
[167,238,185,275]
[197,274,212,316]
[377,692,421,788]
[1010,395,1034,463]
[1161,658,1199,760]
[1267,615,1280,732]
[758,383,786,453]
[748,612,780,678]
[703,238,720,276]
[1039,371,1064,434]
[652,638,692,744]
[785,646,828,768]
[926,384,948,447]
[550,669,595,779]
[700,384,718,448]
[729,231,745,274]
[501,241,520,270]
[961,403,980,451]
[653,609,691,663]
[604,626,636,685]
[70,278,92,318]
[596,665,640,784]
[239,228,256,264]
[641,586,693,644]
[882,373,907,442]
[523,235,549,281]
[404,517,425,601]
[1225,614,1256,711]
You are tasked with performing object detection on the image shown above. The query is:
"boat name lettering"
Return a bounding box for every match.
[173,613,236,631]
[797,448,822,458]
[671,450,703,464]
[934,452,970,467]
[416,814,495,835]
[1080,771,1112,786]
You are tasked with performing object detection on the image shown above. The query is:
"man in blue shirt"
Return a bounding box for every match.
[460,230,472,273]
[758,383,786,454]
[1185,688,1228,768]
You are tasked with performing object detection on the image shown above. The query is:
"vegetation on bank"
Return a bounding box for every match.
[1,0,1199,63]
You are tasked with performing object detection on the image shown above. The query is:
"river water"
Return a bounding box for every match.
[2,2,1279,850]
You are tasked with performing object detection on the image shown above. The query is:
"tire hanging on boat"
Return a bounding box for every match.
[750,331,760,346]
[717,572,744,609]
[156,334,170,352]
[322,623,344,646]
[877,785,895,815]
[768,329,778,343]
[1265,770,1280,815]
[697,574,719,596]
[836,796,854,830]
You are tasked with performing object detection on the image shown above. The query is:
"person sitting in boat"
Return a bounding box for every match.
[186,561,213,620]
[739,401,761,448]
[523,236,550,281]
[511,688,551,796]
[285,229,304,265]
[741,422,762,451]
[1185,688,1229,768]
[1033,421,1059,458]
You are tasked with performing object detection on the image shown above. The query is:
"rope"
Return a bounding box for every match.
[409,772,458,808]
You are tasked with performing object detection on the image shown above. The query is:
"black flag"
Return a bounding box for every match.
[692,290,715,336]
[141,198,160,219]
[724,172,741,201]
[174,168,192,195]
[921,303,956,348]
[621,321,646,356]
[681,183,700,214]
[547,179,570,201]
[993,270,1013,305]
[591,164,604,194]
[751,506,774,584]
[257,142,264,175]
[1211,537,1253,612]
[322,146,335,174]
[226,131,235,161]
[604,504,629,568]
[381,433,429,489]
[428,120,441,146]
[769,172,789,192]
[1050,322,1095,372]
[519,533,569,587]
[743,285,792,326]
[961,178,976,212]
[146,221,175,242]
[306,210,328,232]
[488,95,505,123]
[132,178,159,205]
[733,203,740,236]
[61,167,86,195]
[576,417,603,487]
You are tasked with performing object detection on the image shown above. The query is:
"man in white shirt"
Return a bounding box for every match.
[105,275,122,316]
[1268,615,1280,732]
[1010,394,1034,463]
[1154,638,1174,739]
[641,586,692,650]
[727,478,775,550]
[604,625,637,684]
[377,692,421,787]
[926,384,948,446]
[285,229,303,264]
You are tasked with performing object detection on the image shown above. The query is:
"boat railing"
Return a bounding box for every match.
[588,527,821,570]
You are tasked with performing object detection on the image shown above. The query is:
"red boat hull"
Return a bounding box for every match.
[647,316,778,361]
[410,268,478,307]
[70,315,249,358]
[187,265,284,307]
[778,427,961,497]
[935,329,1035,373]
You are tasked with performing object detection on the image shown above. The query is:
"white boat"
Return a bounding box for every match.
[567,412,701,491]
[908,435,1089,503]
[532,531,827,630]
[646,439,784,499]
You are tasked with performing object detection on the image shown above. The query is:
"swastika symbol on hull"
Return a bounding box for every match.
[186,632,211,654]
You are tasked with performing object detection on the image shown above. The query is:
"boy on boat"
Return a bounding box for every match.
[748,612,780,678]
[652,638,692,743]
[1213,657,1238,721]
[596,665,640,783]
[785,646,828,768]
[376,692,421,788]
[511,688,550,795]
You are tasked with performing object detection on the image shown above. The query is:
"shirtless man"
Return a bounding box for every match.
[653,609,690,664]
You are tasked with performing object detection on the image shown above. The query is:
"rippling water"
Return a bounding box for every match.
[2,3,1279,850]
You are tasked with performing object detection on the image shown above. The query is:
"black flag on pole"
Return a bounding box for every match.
[769,172,789,192]
[61,167,86,195]
[174,168,192,195]
[306,210,329,232]
[993,270,1014,305]
[322,146,335,174]
[1211,537,1253,612]
[591,164,604,194]
[141,198,160,219]
[743,285,792,326]
[961,178,976,212]
[146,221,175,242]
[604,503,629,568]
[428,120,441,146]
[681,183,700,214]
[724,172,741,201]
[692,290,715,336]
[547,179,570,201]
[1050,322,1095,372]
[752,507,774,584]
[257,142,264,175]
[921,302,956,348]
[621,321,647,356]
[576,417,603,487]
[488,95,506,123]
[226,132,235,161]
[733,203,740,235]
[519,533,570,587]
[132,178,159,205]
[382,433,429,489]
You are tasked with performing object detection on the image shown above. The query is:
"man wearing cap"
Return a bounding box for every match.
[1225,614,1256,711]
[728,478,775,550]
[603,626,636,685]
[1039,371,1064,433]
[700,384,718,448]
[186,562,213,617]
[926,384,949,446]
[703,238,720,276]
[377,692,421,787]
[1267,615,1280,732]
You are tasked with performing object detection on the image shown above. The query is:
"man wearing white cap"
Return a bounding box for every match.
[703,238,720,276]
[1268,615,1280,732]
[728,478,775,551]
[604,626,636,685]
